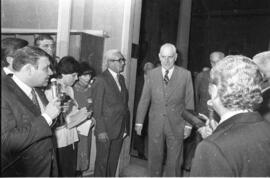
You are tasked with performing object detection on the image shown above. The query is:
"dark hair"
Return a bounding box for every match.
[12,46,49,71]
[1,38,29,67]
[57,56,80,76]
[78,61,96,77]
[34,34,54,46]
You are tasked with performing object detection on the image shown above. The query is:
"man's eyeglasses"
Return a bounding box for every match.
[109,58,126,63]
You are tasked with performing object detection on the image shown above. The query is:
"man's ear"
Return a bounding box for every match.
[6,56,14,66]
[21,64,34,76]
[174,54,178,61]
[209,84,218,99]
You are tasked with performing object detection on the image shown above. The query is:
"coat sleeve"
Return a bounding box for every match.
[190,140,234,177]
[1,98,52,167]
[185,71,195,110]
[135,73,151,125]
[91,77,107,135]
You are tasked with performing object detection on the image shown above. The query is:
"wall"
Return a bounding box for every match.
[1,0,58,29]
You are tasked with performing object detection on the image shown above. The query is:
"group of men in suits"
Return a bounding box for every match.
[1,36,270,177]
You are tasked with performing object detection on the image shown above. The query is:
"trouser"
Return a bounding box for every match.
[148,119,183,177]
[94,137,123,177]
[56,142,78,177]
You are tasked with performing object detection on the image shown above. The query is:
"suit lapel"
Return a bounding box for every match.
[6,77,41,116]
[104,70,123,97]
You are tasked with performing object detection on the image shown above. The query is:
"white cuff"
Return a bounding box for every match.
[42,113,53,126]
[135,123,143,127]
[185,125,192,129]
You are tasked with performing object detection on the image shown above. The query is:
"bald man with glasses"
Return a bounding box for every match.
[92,49,130,177]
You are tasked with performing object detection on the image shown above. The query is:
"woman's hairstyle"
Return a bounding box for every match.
[57,56,80,75]
[210,55,263,111]
[78,61,96,78]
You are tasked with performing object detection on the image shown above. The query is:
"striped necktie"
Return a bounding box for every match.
[164,70,169,85]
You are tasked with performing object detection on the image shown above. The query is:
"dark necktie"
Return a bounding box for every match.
[31,89,41,111]
[164,70,169,85]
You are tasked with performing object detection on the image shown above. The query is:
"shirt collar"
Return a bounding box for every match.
[108,68,118,79]
[3,67,13,75]
[161,66,174,79]
[219,110,249,125]
[12,74,32,99]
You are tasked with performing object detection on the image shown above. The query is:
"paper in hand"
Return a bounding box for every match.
[66,107,92,129]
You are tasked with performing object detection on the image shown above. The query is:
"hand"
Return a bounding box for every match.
[135,124,143,136]
[61,101,71,113]
[98,132,109,143]
[197,125,213,139]
[184,126,192,139]
[197,118,218,139]
[44,97,61,119]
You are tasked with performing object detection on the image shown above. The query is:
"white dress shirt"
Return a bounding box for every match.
[3,67,13,75]
[108,68,121,91]
[161,66,174,80]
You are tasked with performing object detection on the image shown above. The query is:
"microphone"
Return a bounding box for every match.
[51,78,58,99]
[182,110,206,129]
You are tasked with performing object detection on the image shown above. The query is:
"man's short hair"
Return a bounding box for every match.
[210,55,263,111]
[159,43,177,54]
[1,38,29,67]
[12,46,49,72]
[34,34,54,46]
[102,49,122,71]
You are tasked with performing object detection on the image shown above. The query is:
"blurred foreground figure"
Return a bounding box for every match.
[190,55,270,177]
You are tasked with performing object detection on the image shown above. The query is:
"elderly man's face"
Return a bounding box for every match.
[38,39,55,57]
[108,53,126,73]
[159,46,176,70]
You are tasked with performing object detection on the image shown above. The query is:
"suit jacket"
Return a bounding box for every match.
[1,76,58,176]
[136,66,194,139]
[92,69,130,140]
[190,112,270,177]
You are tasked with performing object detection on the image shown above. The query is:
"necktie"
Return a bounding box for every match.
[164,70,169,85]
[31,89,41,111]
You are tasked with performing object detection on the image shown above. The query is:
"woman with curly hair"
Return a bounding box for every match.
[190,55,270,177]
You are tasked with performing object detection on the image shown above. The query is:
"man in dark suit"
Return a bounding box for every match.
[253,51,270,121]
[135,43,194,176]
[1,37,28,77]
[92,49,130,177]
[190,55,270,177]
[1,46,61,176]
